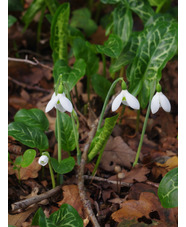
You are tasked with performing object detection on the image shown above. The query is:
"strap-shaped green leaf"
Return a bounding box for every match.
[8,15,17,28]
[50,3,70,63]
[14,108,49,132]
[96,34,123,58]
[50,157,75,174]
[44,0,59,15]
[113,4,133,46]
[22,0,45,30]
[70,7,97,36]
[127,19,178,108]
[55,112,76,152]
[158,167,178,208]
[88,114,119,162]
[8,122,49,151]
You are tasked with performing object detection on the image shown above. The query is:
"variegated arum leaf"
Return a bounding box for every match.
[88,114,119,162]
[96,34,123,58]
[8,122,49,151]
[55,112,76,152]
[50,3,70,63]
[158,167,178,208]
[22,0,45,30]
[127,18,178,108]
[32,204,83,227]
[53,59,86,91]
[14,108,49,132]
[91,74,112,100]
[70,7,97,36]
[50,157,75,175]
[113,4,133,46]
[73,37,99,76]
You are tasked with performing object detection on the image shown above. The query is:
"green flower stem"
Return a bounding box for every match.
[56,109,63,185]
[102,53,106,77]
[71,110,81,165]
[87,75,90,103]
[48,161,56,188]
[37,4,46,45]
[97,77,124,131]
[133,101,151,167]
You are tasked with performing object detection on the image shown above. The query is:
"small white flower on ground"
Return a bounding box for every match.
[151,92,171,114]
[112,90,140,112]
[38,155,49,166]
[45,92,73,113]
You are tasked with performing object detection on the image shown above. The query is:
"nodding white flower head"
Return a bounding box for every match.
[38,155,49,166]
[112,90,140,112]
[45,92,73,113]
[151,92,171,114]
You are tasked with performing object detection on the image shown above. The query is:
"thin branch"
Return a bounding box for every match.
[8,56,53,71]
[8,76,51,93]
[11,185,61,211]
[83,175,132,187]
[78,119,101,227]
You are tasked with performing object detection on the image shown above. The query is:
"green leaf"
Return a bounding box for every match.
[101,0,120,4]
[158,167,178,208]
[72,37,99,76]
[22,0,45,30]
[50,3,70,63]
[44,0,59,15]
[88,114,119,161]
[8,15,17,27]
[113,4,133,46]
[96,34,123,58]
[8,122,49,151]
[127,18,178,108]
[71,8,97,36]
[14,156,23,166]
[55,112,76,152]
[123,0,155,23]
[91,74,112,100]
[21,149,36,168]
[49,204,83,227]
[50,157,75,175]
[14,108,49,132]
[32,207,55,227]
[8,0,23,11]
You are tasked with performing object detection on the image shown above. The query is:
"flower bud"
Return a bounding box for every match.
[38,155,49,166]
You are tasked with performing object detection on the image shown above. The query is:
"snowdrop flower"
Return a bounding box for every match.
[38,155,49,166]
[112,90,140,111]
[151,92,171,114]
[45,92,73,113]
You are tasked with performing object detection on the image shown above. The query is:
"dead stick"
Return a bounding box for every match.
[11,185,61,211]
[83,175,132,187]
[78,120,101,227]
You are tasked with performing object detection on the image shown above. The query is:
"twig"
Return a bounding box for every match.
[83,175,132,187]
[8,56,53,71]
[11,185,61,211]
[8,76,51,93]
[78,119,101,227]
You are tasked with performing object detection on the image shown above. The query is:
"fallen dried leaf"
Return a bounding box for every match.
[111,192,177,226]
[100,136,139,171]
[155,156,178,171]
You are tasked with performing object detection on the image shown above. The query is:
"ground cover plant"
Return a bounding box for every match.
[8,0,178,226]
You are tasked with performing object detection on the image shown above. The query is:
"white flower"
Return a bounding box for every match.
[38,155,49,166]
[151,92,171,114]
[45,92,73,113]
[112,90,140,111]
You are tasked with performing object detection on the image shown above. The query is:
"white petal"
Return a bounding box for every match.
[59,93,73,113]
[151,92,160,114]
[159,92,171,112]
[55,103,65,113]
[111,91,124,111]
[45,93,59,113]
[124,90,140,110]
[38,155,49,166]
